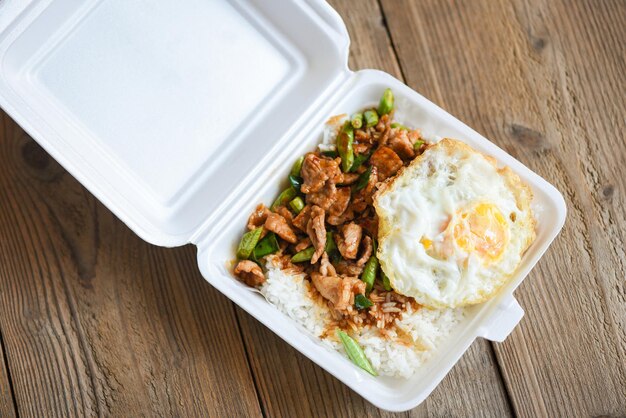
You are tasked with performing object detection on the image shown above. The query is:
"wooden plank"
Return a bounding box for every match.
[0,113,263,417]
[235,0,514,416]
[381,0,626,416]
[0,335,17,418]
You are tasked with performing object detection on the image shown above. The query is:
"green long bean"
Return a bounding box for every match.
[336,330,377,376]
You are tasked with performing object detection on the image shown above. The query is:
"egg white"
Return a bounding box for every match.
[374,139,535,308]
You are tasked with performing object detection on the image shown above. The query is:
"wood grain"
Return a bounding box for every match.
[0,0,624,416]
[381,0,626,416]
[0,113,262,416]
[0,334,17,418]
[233,0,513,416]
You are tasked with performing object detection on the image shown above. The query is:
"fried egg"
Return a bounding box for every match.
[374,139,535,308]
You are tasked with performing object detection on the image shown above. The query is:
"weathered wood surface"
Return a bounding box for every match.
[0,114,263,416]
[380,0,626,416]
[0,0,624,417]
[0,330,16,418]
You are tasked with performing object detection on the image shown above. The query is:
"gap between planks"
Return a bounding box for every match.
[0,327,18,418]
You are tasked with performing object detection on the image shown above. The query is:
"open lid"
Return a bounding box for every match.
[0,0,350,246]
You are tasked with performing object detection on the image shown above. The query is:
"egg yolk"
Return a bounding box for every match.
[420,237,433,250]
[451,203,509,263]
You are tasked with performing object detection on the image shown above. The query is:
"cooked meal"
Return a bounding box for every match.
[233,89,536,377]
[376,139,535,308]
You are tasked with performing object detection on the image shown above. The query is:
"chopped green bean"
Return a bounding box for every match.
[351,113,363,129]
[252,232,279,259]
[288,175,302,192]
[381,270,392,291]
[349,152,371,172]
[378,88,394,115]
[354,294,374,310]
[337,122,355,172]
[353,166,372,192]
[413,139,424,151]
[236,227,263,259]
[325,231,337,253]
[289,196,305,214]
[291,246,315,263]
[271,187,297,211]
[336,330,377,376]
[322,149,339,158]
[290,155,305,177]
[360,254,378,294]
[391,122,407,130]
[364,110,379,128]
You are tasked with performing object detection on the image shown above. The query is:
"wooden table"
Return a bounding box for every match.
[0,0,624,416]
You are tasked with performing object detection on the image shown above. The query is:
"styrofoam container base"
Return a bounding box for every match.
[198,70,566,411]
[0,0,566,411]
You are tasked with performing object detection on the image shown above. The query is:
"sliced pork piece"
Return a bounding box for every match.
[300,153,342,194]
[275,206,295,227]
[339,172,360,185]
[320,252,337,277]
[265,212,298,244]
[335,260,364,276]
[353,142,372,155]
[311,273,366,311]
[355,129,369,142]
[374,114,392,146]
[328,187,351,217]
[306,182,336,211]
[356,235,373,266]
[336,222,363,260]
[292,205,312,232]
[294,237,312,253]
[327,206,355,226]
[370,146,403,180]
[306,205,327,263]
[247,204,271,230]
[234,260,265,287]
[388,128,416,160]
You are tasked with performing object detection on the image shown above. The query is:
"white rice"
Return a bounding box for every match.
[318,113,347,152]
[260,256,464,378]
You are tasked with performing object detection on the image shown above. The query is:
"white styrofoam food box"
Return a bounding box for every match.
[0,0,565,411]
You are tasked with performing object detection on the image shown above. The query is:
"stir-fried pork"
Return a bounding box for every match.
[301,153,342,194]
[320,252,337,277]
[310,273,366,311]
[237,96,425,322]
[327,207,355,226]
[295,237,312,252]
[356,235,373,266]
[328,187,351,217]
[265,212,298,244]
[306,182,337,211]
[275,206,294,227]
[336,222,363,260]
[335,260,364,276]
[307,205,327,263]
[292,204,312,232]
[247,204,270,230]
[388,128,416,160]
[234,260,265,287]
[370,146,403,180]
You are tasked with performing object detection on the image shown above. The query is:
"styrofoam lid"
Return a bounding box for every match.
[0,0,349,246]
